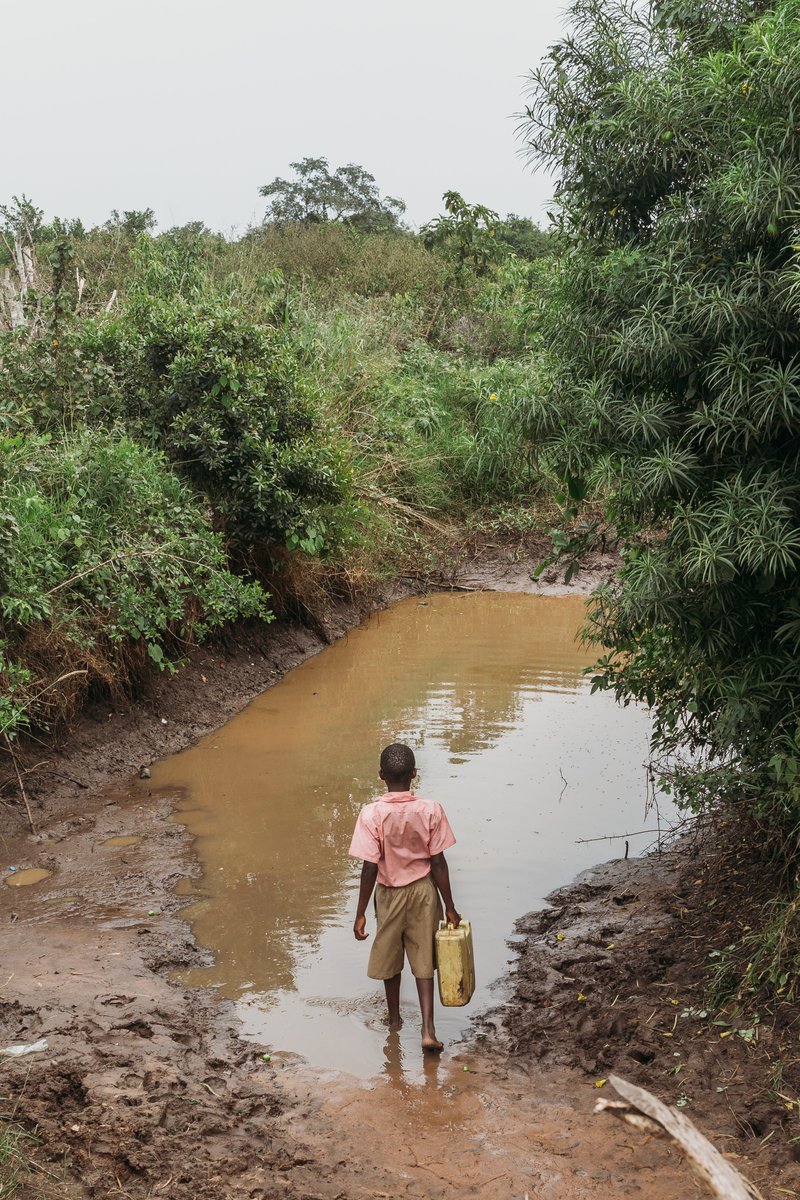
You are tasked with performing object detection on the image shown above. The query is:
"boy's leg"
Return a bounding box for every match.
[415,977,442,1052]
[368,885,405,1025]
[404,877,444,1051]
[384,973,402,1028]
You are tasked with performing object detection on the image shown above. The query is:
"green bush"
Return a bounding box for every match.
[378,346,536,505]
[0,191,549,766]
[0,318,125,435]
[0,429,267,738]
[521,0,800,783]
[92,292,355,556]
[238,223,448,300]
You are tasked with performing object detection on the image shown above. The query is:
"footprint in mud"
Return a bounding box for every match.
[113,1020,154,1039]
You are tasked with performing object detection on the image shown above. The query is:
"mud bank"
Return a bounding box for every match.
[487,843,800,1196]
[0,790,314,1199]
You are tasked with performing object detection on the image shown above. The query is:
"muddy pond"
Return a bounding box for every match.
[151,593,674,1081]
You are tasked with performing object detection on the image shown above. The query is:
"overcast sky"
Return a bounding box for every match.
[6,0,569,234]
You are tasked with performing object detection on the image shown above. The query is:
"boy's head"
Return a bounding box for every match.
[379,742,416,786]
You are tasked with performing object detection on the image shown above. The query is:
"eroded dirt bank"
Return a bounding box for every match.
[1,541,793,1199]
[491,847,800,1196]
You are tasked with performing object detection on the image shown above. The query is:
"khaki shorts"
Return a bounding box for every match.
[368,875,443,980]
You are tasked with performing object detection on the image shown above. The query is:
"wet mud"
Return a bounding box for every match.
[493,850,800,1196]
[0,791,317,1199]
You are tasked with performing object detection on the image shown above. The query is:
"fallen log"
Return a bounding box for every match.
[595,1074,764,1200]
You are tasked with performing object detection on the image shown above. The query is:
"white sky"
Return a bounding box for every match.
[6,0,569,234]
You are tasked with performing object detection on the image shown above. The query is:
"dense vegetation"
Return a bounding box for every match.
[521,0,800,996]
[0,188,549,746]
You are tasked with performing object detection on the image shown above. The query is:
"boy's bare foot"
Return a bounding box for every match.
[385,1015,403,1030]
[422,1033,443,1053]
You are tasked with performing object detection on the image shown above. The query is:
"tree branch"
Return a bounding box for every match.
[595,1075,764,1200]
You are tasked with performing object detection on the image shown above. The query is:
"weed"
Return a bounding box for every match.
[0,1111,65,1200]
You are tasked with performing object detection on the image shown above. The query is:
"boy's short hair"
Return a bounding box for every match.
[380,742,416,781]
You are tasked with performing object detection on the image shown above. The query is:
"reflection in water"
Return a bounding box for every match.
[382,1027,444,1093]
[150,593,672,1080]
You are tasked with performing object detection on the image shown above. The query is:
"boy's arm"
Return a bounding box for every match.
[430,853,461,927]
[353,861,378,940]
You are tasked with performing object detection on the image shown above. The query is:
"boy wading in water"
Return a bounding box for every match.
[349,743,461,1053]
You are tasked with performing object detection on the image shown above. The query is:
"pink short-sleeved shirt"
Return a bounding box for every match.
[349,791,456,888]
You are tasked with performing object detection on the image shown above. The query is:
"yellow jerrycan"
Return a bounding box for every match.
[435,919,475,1006]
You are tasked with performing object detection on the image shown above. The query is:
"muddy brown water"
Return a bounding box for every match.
[5,867,52,887]
[150,593,675,1082]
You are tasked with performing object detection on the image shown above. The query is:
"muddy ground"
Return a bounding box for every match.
[1,537,796,1199]
[487,841,800,1195]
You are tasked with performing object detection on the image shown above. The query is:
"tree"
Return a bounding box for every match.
[519,0,800,856]
[259,157,406,233]
[494,215,555,261]
[0,195,45,246]
[103,209,157,237]
[421,192,503,276]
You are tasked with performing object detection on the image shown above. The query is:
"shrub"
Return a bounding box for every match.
[0,429,267,738]
[95,291,355,556]
[239,223,447,300]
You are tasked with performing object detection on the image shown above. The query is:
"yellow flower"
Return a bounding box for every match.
[489,392,498,402]
[741,82,749,93]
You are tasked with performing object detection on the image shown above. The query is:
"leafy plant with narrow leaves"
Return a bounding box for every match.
[519,0,800,838]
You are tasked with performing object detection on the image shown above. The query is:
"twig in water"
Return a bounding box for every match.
[576,813,696,847]
[576,828,669,844]
[558,768,568,802]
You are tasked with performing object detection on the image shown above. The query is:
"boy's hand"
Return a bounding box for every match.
[353,915,369,941]
[446,907,461,928]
